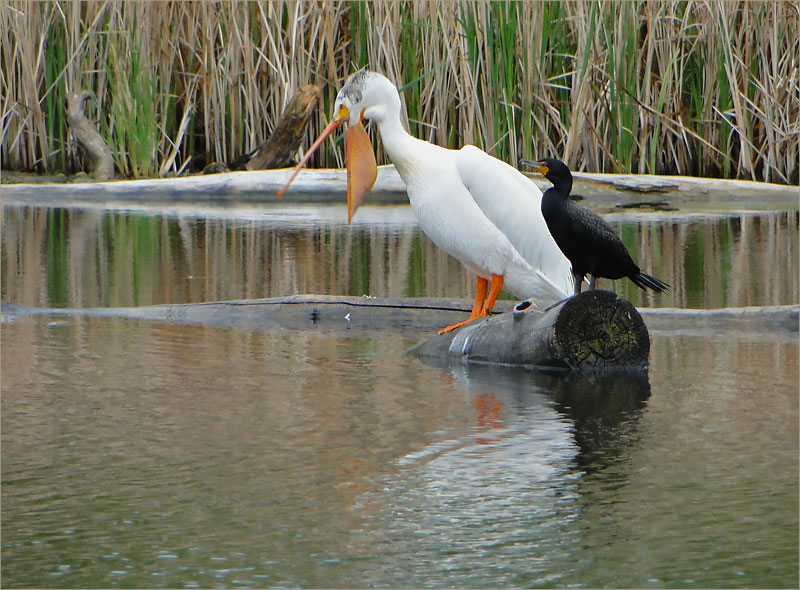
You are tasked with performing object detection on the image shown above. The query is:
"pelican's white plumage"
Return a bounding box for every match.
[336,71,572,295]
[281,70,574,332]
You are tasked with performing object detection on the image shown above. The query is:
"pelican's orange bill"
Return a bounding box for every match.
[276,117,345,198]
[278,104,378,224]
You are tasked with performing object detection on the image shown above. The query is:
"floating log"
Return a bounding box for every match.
[3,295,796,350]
[411,290,650,370]
[3,290,650,370]
[66,91,115,180]
[3,164,796,209]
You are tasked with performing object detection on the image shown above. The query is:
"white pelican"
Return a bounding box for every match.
[279,70,574,333]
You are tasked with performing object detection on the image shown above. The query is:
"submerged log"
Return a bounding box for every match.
[5,296,795,365]
[66,91,115,180]
[412,290,650,370]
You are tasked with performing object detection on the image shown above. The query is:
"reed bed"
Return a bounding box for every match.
[1,0,797,183]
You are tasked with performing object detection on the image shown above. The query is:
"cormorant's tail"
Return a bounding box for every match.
[631,272,669,293]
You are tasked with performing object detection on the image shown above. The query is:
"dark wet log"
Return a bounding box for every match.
[66,91,115,180]
[228,84,321,171]
[412,290,650,370]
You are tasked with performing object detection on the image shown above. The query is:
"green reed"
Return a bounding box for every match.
[105,39,158,178]
[1,0,797,184]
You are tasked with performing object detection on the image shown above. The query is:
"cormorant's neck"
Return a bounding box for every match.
[550,174,573,198]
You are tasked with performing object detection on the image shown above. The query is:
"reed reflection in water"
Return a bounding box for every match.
[2,205,797,310]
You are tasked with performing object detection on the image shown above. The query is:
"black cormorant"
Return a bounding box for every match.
[521,157,669,295]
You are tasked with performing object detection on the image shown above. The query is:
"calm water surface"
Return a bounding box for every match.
[2,201,798,588]
[2,315,797,588]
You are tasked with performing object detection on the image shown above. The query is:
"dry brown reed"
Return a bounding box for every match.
[1,0,798,183]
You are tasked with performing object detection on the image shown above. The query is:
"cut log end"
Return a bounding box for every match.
[552,290,650,369]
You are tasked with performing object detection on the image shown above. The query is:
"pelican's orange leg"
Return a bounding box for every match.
[438,276,489,335]
[470,276,489,317]
[481,274,504,314]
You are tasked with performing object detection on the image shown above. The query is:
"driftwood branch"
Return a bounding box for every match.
[66,91,115,180]
[218,84,321,173]
[412,290,651,370]
[245,84,321,169]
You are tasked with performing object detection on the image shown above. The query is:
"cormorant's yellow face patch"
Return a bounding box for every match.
[536,162,549,176]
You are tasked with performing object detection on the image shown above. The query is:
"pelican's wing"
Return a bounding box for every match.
[455,146,574,295]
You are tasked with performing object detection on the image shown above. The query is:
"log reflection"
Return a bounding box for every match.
[422,359,651,471]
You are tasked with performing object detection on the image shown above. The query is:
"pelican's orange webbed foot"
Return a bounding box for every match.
[437,276,489,335]
[438,312,486,335]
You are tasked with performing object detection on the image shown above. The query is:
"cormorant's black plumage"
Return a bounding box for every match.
[526,157,669,295]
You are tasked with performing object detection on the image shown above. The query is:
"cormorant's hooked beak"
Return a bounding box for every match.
[277,104,377,224]
[519,158,549,176]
